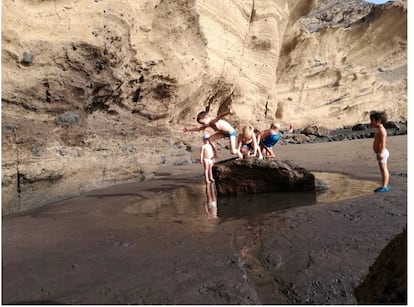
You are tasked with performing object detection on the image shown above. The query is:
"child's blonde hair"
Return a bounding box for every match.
[241,125,254,138]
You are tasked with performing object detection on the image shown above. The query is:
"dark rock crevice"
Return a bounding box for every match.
[14,128,22,210]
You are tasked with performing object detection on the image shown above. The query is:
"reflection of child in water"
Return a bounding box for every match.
[205,182,217,219]
[200,133,216,183]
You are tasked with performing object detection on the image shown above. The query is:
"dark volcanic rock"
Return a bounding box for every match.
[352,123,369,131]
[212,158,321,196]
[301,125,330,137]
[354,229,407,304]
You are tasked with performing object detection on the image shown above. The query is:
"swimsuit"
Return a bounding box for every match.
[224,130,237,137]
[262,133,280,147]
[242,142,254,152]
[242,143,253,149]
[375,148,389,163]
[208,201,217,208]
[203,158,214,165]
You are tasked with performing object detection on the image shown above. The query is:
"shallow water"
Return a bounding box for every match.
[2,170,398,304]
[122,172,379,222]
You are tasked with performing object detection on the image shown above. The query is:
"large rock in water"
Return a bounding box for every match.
[212,158,320,196]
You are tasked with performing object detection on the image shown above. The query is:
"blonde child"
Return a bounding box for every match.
[184,107,243,159]
[200,133,216,183]
[370,111,390,192]
[260,122,281,158]
[237,125,263,159]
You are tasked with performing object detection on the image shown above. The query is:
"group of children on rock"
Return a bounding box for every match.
[183,107,391,194]
[183,107,282,184]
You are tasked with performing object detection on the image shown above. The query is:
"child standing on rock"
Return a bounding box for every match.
[260,122,281,158]
[237,125,263,159]
[183,107,243,159]
[200,133,216,183]
[370,111,390,192]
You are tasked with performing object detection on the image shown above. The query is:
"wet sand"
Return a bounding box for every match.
[2,135,407,304]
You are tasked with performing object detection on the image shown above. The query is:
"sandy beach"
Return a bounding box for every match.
[2,135,407,304]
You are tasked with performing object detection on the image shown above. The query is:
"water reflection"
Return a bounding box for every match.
[203,172,378,220]
[121,172,378,222]
[204,182,218,219]
[314,172,378,203]
[218,191,318,219]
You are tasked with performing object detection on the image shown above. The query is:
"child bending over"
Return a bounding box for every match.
[260,122,281,158]
[237,125,263,159]
[184,107,243,159]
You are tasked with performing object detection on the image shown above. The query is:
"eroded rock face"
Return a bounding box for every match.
[212,158,319,196]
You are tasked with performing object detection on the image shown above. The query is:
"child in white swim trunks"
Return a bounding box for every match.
[370,111,390,192]
[200,133,216,183]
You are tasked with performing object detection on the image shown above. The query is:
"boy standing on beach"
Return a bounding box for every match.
[370,111,390,192]
[183,107,243,159]
[200,133,216,183]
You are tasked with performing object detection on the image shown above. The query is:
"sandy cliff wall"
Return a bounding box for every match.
[1,0,407,213]
[276,1,407,128]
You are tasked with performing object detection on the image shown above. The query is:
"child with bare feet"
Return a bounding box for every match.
[370,111,390,192]
[183,107,243,159]
[200,133,216,183]
[260,122,281,158]
[237,125,263,159]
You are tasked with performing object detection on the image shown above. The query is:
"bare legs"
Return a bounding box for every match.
[202,159,214,183]
[229,135,243,159]
[261,145,275,159]
[378,161,389,187]
[209,133,242,159]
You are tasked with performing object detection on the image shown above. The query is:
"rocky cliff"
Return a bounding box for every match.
[1,0,407,213]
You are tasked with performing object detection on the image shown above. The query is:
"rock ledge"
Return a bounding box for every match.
[212,158,325,196]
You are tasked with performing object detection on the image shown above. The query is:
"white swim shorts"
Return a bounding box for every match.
[376,148,389,163]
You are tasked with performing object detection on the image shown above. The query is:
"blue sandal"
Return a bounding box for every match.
[375,186,391,193]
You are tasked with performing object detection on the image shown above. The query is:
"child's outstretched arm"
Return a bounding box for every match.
[237,136,243,152]
[252,133,260,157]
